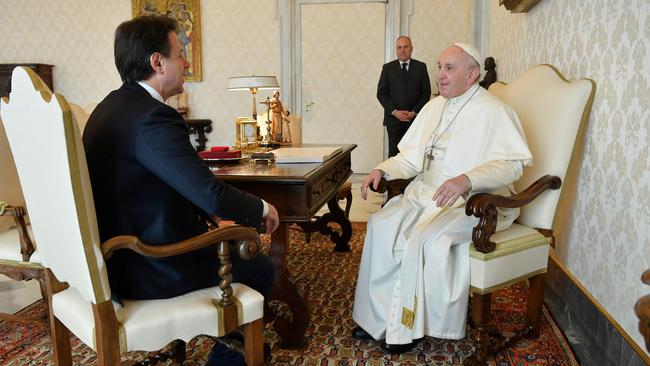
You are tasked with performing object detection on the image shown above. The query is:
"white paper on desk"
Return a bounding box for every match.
[270,147,342,163]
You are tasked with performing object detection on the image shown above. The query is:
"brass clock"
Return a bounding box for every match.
[235,117,259,152]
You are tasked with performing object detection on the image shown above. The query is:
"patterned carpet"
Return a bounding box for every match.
[0,222,577,365]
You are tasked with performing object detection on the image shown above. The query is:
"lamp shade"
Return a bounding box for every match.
[227,75,279,90]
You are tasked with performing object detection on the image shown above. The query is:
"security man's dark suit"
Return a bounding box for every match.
[377,58,431,157]
[83,82,273,300]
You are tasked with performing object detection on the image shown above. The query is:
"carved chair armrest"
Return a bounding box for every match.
[370,178,413,203]
[101,225,260,306]
[0,203,35,261]
[464,175,562,253]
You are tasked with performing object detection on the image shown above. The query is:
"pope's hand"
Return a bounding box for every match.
[360,169,385,200]
[432,174,471,207]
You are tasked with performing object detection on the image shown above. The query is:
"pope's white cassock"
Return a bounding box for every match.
[353,83,533,345]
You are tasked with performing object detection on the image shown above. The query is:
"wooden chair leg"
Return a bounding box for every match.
[92,301,121,366]
[50,316,73,366]
[171,339,186,365]
[464,293,492,366]
[526,273,546,338]
[36,270,51,323]
[242,318,265,366]
[44,269,72,366]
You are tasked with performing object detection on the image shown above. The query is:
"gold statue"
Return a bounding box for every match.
[270,91,288,143]
[281,110,292,143]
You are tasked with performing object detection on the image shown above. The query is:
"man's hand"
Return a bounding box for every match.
[262,204,280,234]
[360,169,385,200]
[406,111,417,121]
[393,110,411,122]
[432,174,471,207]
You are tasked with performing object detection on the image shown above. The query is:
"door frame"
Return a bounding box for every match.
[277,0,414,119]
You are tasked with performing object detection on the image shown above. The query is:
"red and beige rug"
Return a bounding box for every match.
[0,223,577,365]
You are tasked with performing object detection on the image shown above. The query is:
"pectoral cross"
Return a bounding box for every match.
[424,148,435,170]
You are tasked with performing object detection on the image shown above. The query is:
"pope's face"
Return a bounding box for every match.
[436,46,477,99]
[395,37,413,62]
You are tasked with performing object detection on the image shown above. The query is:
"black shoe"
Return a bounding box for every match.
[380,339,421,355]
[204,341,244,366]
[351,326,373,340]
[205,332,271,366]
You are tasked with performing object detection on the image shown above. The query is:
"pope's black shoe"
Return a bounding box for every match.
[380,337,423,355]
[351,326,373,340]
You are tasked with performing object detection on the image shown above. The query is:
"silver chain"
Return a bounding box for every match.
[423,86,480,169]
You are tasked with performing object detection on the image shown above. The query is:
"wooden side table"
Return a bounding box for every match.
[184,119,212,151]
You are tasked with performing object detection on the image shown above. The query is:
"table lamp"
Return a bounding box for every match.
[227,75,279,120]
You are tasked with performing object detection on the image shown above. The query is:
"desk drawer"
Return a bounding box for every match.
[309,157,351,212]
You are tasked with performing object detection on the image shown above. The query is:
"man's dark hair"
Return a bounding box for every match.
[114,15,178,83]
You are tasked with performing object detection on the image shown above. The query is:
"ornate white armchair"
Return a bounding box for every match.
[463,64,595,364]
[0,91,97,328]
[1,66,266,365]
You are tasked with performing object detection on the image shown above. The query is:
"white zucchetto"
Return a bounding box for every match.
[452,42,482,66]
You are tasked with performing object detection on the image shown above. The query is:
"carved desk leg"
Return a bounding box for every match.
[296,192,353,252]
[267,222,309,349]
[320,194,352,252]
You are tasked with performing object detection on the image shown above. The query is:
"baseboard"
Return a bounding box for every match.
[545,252,650,365]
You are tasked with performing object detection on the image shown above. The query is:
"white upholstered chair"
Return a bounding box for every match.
[1,66,266,365]
[463,64,595,365]
[0,78,95,327]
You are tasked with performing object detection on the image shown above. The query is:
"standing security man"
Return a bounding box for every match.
[377,36,431,157]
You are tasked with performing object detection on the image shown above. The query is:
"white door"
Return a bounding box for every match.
[298,1,386,173]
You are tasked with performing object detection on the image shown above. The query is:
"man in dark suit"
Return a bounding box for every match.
[377,36,431,157]
[83,16,278,366]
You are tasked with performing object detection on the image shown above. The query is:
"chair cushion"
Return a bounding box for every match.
[0,226,41,264]
[469,223,549,294]
[52,282,264,352]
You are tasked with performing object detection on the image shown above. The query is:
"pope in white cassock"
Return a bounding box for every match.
[352,43,533,354]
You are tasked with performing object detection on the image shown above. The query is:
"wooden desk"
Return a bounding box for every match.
[211,144,356,348]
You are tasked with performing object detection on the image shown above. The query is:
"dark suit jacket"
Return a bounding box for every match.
[83,82,264,300]
[377,58,431,127]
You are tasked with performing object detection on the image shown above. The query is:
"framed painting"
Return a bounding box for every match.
[132,0,203,81]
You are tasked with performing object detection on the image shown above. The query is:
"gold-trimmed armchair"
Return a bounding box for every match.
[1,66,266,365]
[0,71,94,331]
